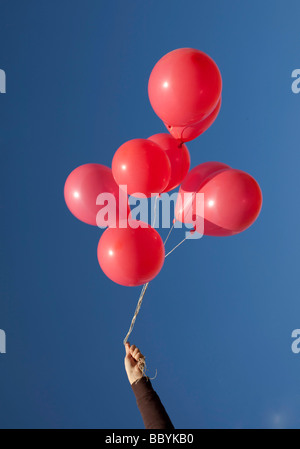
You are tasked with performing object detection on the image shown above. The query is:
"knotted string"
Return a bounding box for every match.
[123,282,149,346]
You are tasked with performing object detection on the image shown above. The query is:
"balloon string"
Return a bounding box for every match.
[165,236,187,258]
[123,213,186,345]
[122,195,160,346]
[123,282,149,346]
[163,221,175,246]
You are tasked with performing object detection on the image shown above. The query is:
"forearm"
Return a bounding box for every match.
[131,377,174,429]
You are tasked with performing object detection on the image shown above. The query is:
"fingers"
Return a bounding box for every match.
[130,345,144,361]
[134,349,143,361]
[124,343,144,361]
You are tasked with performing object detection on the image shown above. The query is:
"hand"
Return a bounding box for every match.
[124,342,145,385]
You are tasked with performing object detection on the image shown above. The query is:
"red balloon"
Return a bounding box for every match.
[175,161,230,233]
[112,138,171,197]
[147,133,190,192]
[97,220,165,286]
[175,162,262,236]
[176,161,230,197]
[148,48,222,127]
[164,98,221,143]
[64,163,130,227]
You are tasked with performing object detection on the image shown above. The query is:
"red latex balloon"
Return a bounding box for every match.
[175,161,230,233]
[112,138,171,197]
[176,161,230,198]
[164,98,221,143]
[200,169,262,234]
[148,48,222,127]
[97,220,165,286]
[175,162,262,236]
[64,163,130,227]
[147,133,190,192]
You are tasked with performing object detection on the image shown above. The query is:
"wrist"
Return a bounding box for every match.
[128,373,143,385]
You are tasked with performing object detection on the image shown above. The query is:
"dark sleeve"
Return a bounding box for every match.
[131,376,174,429]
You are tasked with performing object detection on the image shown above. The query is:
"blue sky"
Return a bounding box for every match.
[1,0,300,429]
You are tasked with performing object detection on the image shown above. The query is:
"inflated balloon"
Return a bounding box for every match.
[148,48,222,127]
[200,169,262,234]
[64,163,130,227]
[97,220,165,286]
[112,138,171,197]
[175,161,230,234]
[175,162,262,236]
[176,161,230,199]
[147,133,190,192]
[164,98,221,143]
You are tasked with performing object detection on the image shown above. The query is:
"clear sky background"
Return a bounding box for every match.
[1,0,300,429]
